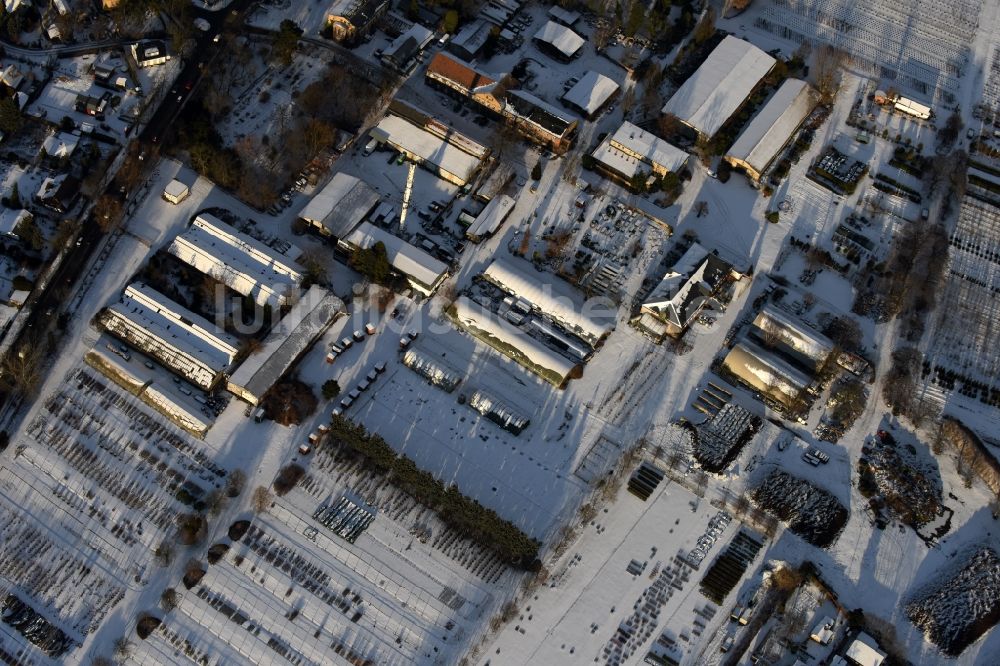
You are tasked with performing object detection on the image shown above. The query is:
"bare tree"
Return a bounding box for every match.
[160,587,178,612]
[226,469,247,498]
[154,540,174,567]
[812,45,846,103]
[112,637,132,663]
[0,343,44,397]
[93,194,123,232]
[252,486,272,513]
[657,113,682,140]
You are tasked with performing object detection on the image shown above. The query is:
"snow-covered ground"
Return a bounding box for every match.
[3,0,1000,660]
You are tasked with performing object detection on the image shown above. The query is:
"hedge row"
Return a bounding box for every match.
[324,416,540,568]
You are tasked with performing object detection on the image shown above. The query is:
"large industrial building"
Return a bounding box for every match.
[481,257,613,345]
[99,282,239,390]
[226,285,344,405]
[750,305,836,371]
[341,222,449,296]
[724,78,819,184]
[371,110,488,187]
[561,70,619,119]
[635,243,739,340]
[451,296,578,386]
[722,340,813,409]
[297,172,380,239]
[168,213,303,308]
[591,121,690,187]
[661,36,775,139]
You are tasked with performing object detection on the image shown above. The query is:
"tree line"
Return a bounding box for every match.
[325,415,540,568]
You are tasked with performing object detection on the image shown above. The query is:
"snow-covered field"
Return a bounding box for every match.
[4,0,1000,659]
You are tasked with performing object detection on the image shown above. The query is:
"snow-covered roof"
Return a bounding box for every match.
[466,194,515,241]
[662,36,775,137]
[894,96,931,119]
[163,179,189,199]
[810,616,835,644]
[103,283,238,386]
[482,257,613,343]
[343,222,448,293]
[168,213,302,307]
[592,121,689,178]
[449,19,492,57]
[548,5,580,25]
[726,79,818,177]
[532,20,585,58]
[452,296,577,384]
[372,114,484,186]
[643,243,732,330]
[383,23,434,63]
[0,208,29,236]
[0,64,24,90]
[227,286,343,405]
[561,71,619,117]
[844,633,886,666]
[41,131,79,159]
[751,305,834,368]
[723,340,812,406]
[297,172,380,238]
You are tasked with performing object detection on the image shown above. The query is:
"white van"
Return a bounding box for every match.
[363,138,379,156]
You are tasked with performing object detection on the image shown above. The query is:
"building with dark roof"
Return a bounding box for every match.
[504,90,578,153]
[636,243,739,339]
[381,23,434,72]
[326,0,389,43]
[130,40,170,68]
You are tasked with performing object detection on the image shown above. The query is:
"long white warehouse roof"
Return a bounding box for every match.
[562,70,619,116]
[169,213,302,307]
[373,114,483,185]
[298,172,380,238]
[482,257,614,343]
[344,222,448,293]
[726,79,818,176]
[227,286,343,404]
[752,305,834,367]
[723,340,812,406]
[452,296,577,384]
[108,282,238,373]
[466,194,515,240]
[662,35,775,137]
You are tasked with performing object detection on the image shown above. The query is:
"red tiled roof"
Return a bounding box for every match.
[426,52,496,92]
